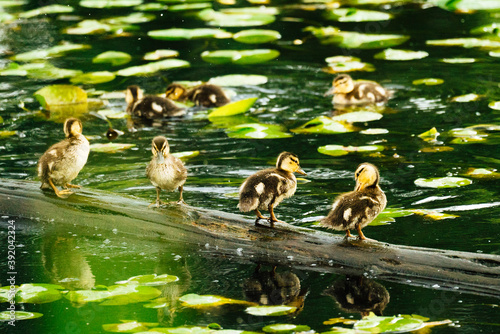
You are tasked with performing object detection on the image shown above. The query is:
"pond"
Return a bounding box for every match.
[1,0,500,333]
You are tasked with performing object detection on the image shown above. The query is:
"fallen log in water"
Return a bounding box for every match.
[0,179,499,298]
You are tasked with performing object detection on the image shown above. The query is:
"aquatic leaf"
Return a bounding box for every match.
[0,1,28,7]
[323,318,357,325]
[97,109,128,119]
[325,56,361,63]
[354,315,425,333]
[360,128,388,135]
[371,208,413,225]
[245,305,297,316]
[419,146,454,153]
[464,168,500,179]
[332,111,383,123]
[451,93,482,102]
[102,12,155,25]
[412,78,444,85]
[71,71,116,84]
[318,144,384,157]
[429,0,500,11]
[93,51,132,66]
[426,38,500,48]
[148,28,232,41]
[0,311,43,321]
[34,85,87,109]
[221,7,280,15]
[16,284,64,304]
[19,4,74,18]
[135,3,167,11]
[441,57,476,63]
[324,8,393,22]
[488,101,500,110]
[374,48,428,61]
[80,0,143,8]
[90,143,136,153]
[101,285,162,305]
[208,97,258,118]
[226,123,292,139]
[489,50,500,58]
[66,289,112,304]
[306,27,409,49]
[103,321,150,333]
[208,74,268,86]
[201,49,279,65]
[0,130,17,139]
[116,274,179,286]
[291,116,354,134]
[168,2,212,11]
[64,20,112,35]
[233,29,281,44]
[323,60,375,73]
[144,49,179,60]
[143,297,169,309]
[11,43,90,62]
[116,59,190,76]
[418,127,439,142]
[179,293,253,307]
[414,177,472,188]
[411,209,458,220]
[262,324,310,333]
[197,8,276,27]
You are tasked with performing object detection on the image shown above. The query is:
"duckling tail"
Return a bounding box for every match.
[238,195,258,212]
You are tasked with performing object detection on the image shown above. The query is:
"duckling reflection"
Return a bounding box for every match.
[243,265,308,313]
[324,275,389,317]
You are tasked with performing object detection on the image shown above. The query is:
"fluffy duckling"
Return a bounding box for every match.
[37,118,90,198]
[321,163,386,240]
[238,152,306,227]
[165,83,230,108]
[126,85,185,119]
[325,74,389,105]
[146,136,187,207]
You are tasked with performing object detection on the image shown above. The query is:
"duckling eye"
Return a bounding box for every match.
[356,167,365,178]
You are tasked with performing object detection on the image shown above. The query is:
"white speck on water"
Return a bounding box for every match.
[287,255,294,260]
[432,284,440,288]
[205,243,210,249]
[407,280,412,283]
[236,248,243,256]
[174,255,182,261]
[458,300,463,303]
[453,286,459,290]
[310,263,317,267]
[112,228,118,234]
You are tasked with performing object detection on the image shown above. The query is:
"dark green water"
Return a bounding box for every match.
[1,0,500,333]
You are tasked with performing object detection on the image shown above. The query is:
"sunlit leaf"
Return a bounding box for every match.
[489,50,500,58]
[102,12,155,25]
[135,3,167,11]
[419,146,454,153]
[426,38,500,48]
[464,168,500,179]
[414,177,472,188]
[360,128,388,135]
[440,57,476,63]
[412,78,444,85]
[411,209,459,220]
[19,4,74,19]
[34,85,87,109]
[148,28,232,40]
[100,285,162,305]
[143,297,169,309]
[98,109,128,119]
[71,71,116,84]
[418,127,439,142]
[0,130,17,139]
[332,111,383,123]
[201,49,279,64]
[116,274,179,286]
[0,1,28,7]
[318,144,384,157]
[90,143,136,153]
[323,318,357,325]
[179,293,254,308]
[103,321,151,333]
[64,20,112,35]
[233,29,281,44]
[221,7,280,15]
[80,0,143,8]
[116,59,190,76]
[450,93,482,102]
[93,51,132,66]
[208,97,258,118]
[66,289,112,304]
[226,123,292,139]
[262,324,310,333]
[325,56,361,63]
[245,305,297,316]
[16,284,64,304]
[168,2,212,11]
[354,315,425,333]
[488,101,500,110]
[11,43,90,62]
[371,208,413,225]
[197,8,275,27]
[323,60,375,73]
[291,116,354,134]
[144,49,179,60]
[208,74,268,86]
[0,311,43,321]
[429,0,500,11]
[324,8,393,22]
[374,48,428,61]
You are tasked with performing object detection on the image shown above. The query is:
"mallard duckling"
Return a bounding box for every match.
[325,74,389,105]
[165,83,230,108]
[126,85,185,119]
[37,118,90,198]
[238,152,306,227]
[321,163,386,240]
[146,136,187,207]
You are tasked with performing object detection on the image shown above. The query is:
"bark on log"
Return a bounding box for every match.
[0,179,499,298]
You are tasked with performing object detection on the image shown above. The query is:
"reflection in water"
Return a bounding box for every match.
[324,276,390,317]
[243,264,308,313]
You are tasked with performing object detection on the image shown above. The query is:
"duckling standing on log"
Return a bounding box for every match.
[126,85,185,119]
[325,74,389,105]
[238,152,306,227]
[37,118,90,198]
[165,83,230,108]
[146,136,187,207]
[322,163,386,240]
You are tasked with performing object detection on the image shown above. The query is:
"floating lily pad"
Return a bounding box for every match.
[0,130,17,139]
[419,146,454,153]
[148,28,232,40]
[426,38,500,48]
[233,29,281,44]
[116,59,190,76]
[226,123,292,139]
[168,2,212,11]
[324,8,393,22]
[116,274,179,286]
[291,116,354,134]
[470,23,500,36]
[71,71,116,84]
[360,128,388,135]
[412,78,444,85]
[197,8,275,27]
[305,27,409,49]
[208,74,268,86]
[262,324,310,333]
[221,6,280,15]
[429,0,500,11]
[135,3,167,11]
[16,284,64,304]
[11,43,90,62]
[208,97,258,118]
[441,57,476,63]
[19,4,74,19]
[103,321,158,333]
[451,93,482,102]
[332,111,383,123]
[374,48,428,61]
[172,151,200,160]
[414,177,472,188]
[371,208,413,225]
[354,314,425,333]
[318,144,384,157]
[245,305,297,316]
[464,168,500,179]
[179,294,253,307]
[411,209,459,220]
[34,85,87,109]
[143,297,169,309]
[102,12,155,25]
[0,311,43,321]
[488,101,500,110]
[418,127,439,141]
[80,0,143,8]
[64,20,112,35]
[144,49,179,60]
[66,289,112,304]
[201,49,279,65]
[324,60,375,73]
[489,50,500,57]
[90,143,136,153]
[101,285,162,306]
[93,51,132,66]
[97,109,128,119]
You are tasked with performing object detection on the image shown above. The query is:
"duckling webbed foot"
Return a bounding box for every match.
[345,230,353,239]
[356,225,375,241]
[65,183,81,189]
[176,186,186,205]
[48,179,73,198]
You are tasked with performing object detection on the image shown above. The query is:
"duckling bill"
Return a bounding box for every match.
[321,163,386,240]
[126,85,185,120]
[165,83,230,108]
[238,152,306,227]
[325,74,389,105]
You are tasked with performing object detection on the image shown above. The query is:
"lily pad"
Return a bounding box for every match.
[0,130,17,139]
[197,8,275,27]
[135,3,167,11]
[233,29,281,44]
[71,71,116,84]
[411,209,459,220]
[179,294,253,307]
[451,93,482,102]
[371,208,413,225]
[64,20,112,35]
[488,101,500,110]
[291,116,354,134]
[11,43,90,62]
[116,59,190,76]
[414,177,472,188]
[116,274,179,286]
[93,51,132,66]
[374,48,429,61]
[208,97,258,118]
[318,144,384,157]
[90,143,136,153]
[168,2,212,11]
[102,12,155,25]
[245,305,297,316]
[148,28,232,41]
[418,127,439,141]
[0,311,43,321]
[102,321,150,333]
[429,0,500,11]
[201,49,279,65]
[144,49,179,60]
[34,85,87,109]
[441,57,476,63]
[360,128,388,135]
[80,0,143,8]
[324,60,375,73]
[464,168,500,179]
[16,284,64,304]
[324,8,393,22]
[98,109,128,119]
[226,123,292,139]
[143,297,169,309]
[101,285,162,305]
[66,289,112,304]
[19,4,74,19]
[426,38,500,48]
[332,111,383,123]
[354,315,425,333]
[208,74,268,86]
[262,324,310,333]
[412,78,444,85]
[470,23,500,36]
[305,27,409,49]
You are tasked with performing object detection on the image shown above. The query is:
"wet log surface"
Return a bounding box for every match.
[1,178,499,298]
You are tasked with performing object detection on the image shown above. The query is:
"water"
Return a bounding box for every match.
[1,0,500,333]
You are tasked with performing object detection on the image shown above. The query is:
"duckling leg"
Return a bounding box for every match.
[255,209,268,220]
[48,178,73,198]
[345,230,353,238]
[356,225,368,241]
[177,186,186,205]
[65,183,81,189]
[268,205,283,228]
[148,187,165,208]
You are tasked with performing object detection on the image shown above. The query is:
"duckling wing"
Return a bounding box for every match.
[187,84,230,108]
[132,96,185,119]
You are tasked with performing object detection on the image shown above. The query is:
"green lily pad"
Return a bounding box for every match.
[429,0,500,11]
[305,27,409,49]
[101,285,162,306]
[103,321,155,333]
[102,12,155,25]
[489,50,500,57]
[0,1,28,7]
[324,8,393,22]
[201,49,279,65]
[465,168,500,179]
[179,294,253,307]
[11,43,90,62]
[16,284,64,304]
[426,38,500,48]
[168,2,212,11]
[414,177,473,188]
[411,209,459,220]
[208,97,258,118]
[93,51,132,66]
[226,123,292,139]
[221,7,280,15]
[245,305,297,316]
[233,29,281,44]
[197,8,275,27]
[412,78,444,85]
[144,49,179,60]
[143,297,169,309]
[116,274,179,286]
[374,48,428,61]
[66,289,112,304]
[324,60,375,73]
[64,20,112,35]
[471,23,500,36]
[208,74,268,86]
[0,311,43,321]
[418,127,439,141]
[318,144,384,157]
[332,111,383,123]
[0,130,17,139]
[360,128,388,135]
[80,0,143,8]
[116,59,190,76]
[135,3,167,11]
[291,116,354,134]
[450,93,482,102]
[488,101,500,110]
[148,28,232,41]
[354,315,425,333]
[90,143,136,153]
[71,71,116,84]
[262,324,310,333]
[34,85,87,109]
[98,109,128,119]
[371,208,413,225]
[441,57,476,63]
[19,4,74,18]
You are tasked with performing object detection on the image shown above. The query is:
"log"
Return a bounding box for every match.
[1,179,499,298]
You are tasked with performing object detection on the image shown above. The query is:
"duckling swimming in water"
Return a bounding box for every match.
[126,85,185,119]
[165,83,230,108]
[321,163,386,240]
[238,152,306,227]
[37,118,90,198]
[146,136,187,207]
[325,74,389,105]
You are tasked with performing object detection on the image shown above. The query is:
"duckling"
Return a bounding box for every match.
[146,136,187,207]
[165,83,230,108]
[238,152,306,227]
[37,118,90,198]
[321,163,386,240]
[325,74,389,105]
[126,85,185,119]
